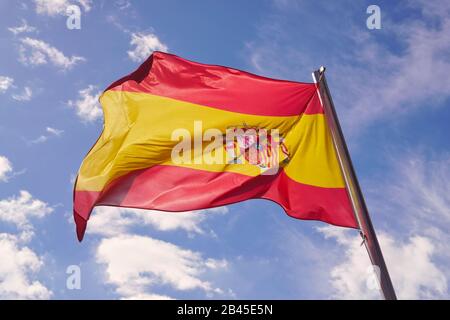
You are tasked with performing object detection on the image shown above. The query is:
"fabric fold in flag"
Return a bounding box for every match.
[73,51,357,241]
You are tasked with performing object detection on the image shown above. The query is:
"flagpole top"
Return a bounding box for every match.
[312,66,326,84]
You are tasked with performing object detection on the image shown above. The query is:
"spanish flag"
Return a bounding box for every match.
[73,52,357,241]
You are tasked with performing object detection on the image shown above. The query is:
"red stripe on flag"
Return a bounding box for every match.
[106,52,323,116]
[74,165,356,241]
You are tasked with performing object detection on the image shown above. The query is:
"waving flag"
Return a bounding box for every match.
[73,51,357,241]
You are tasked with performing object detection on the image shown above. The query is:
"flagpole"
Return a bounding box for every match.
[312,67,397,300]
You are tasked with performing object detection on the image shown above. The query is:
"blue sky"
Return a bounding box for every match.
[0,0,449,299]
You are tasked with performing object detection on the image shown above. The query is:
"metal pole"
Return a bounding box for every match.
[312,67,397,300]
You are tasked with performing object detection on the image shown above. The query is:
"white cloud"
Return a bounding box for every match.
[1,76,34,102]
[88,207,143,236]
[67,85,102,122]
[19,37,85,70]
[121,293,173,300]
[319,227,447,299]
[0,191,53,299]
[105,15,130,33]
[29,135,48,145]
[88,205,229,299]
[35,0,70,16]
[127,32,168,63]
[338,13,450,132]
[316,150,450,300]
[378,152,450,228]
[76,0,92,12]
[28,127,63,145]
[0,76,14,93]
[8,19,37,35]
[46,127,64,136]
[0,233,52,299]
[332,1,450,133]
[0,156,13,182]
[0,191,53,231]
[34,0,92,16]
[370,151,450,293]
[12,87,33,102]
[115,0,131,10]
[96,234,227,299]
[88,207,221,237]
[144,212,204,233]
[205,258,229,270]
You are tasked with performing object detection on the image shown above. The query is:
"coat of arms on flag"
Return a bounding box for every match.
[224,124,290,175]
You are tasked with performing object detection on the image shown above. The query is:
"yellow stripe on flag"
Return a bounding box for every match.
[76,90,344,192]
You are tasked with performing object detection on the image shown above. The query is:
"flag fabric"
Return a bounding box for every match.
[73,51,357,241]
